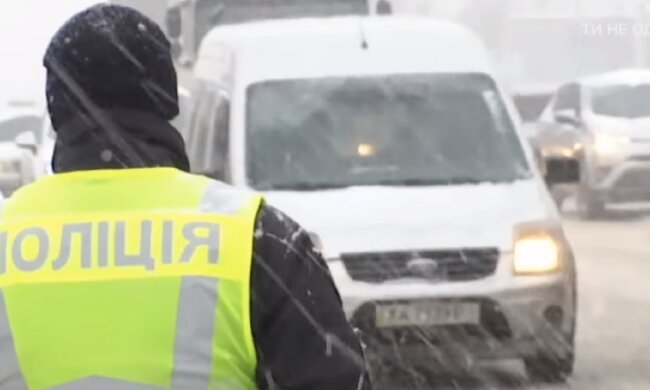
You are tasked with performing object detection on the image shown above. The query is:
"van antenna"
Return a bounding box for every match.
[358,19,369,49]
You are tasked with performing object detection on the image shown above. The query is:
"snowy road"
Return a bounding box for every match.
[551,211,650,390]
[394,208,650,390]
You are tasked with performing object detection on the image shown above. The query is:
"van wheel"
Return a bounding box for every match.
[576,189,604,220]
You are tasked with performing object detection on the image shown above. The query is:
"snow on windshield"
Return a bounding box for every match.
[246,73,530,190]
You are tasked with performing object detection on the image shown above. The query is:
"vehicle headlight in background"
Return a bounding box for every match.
[594,133,629,155]
[357,143,376,157]
[540,142,583,159]
[513,223,562,275]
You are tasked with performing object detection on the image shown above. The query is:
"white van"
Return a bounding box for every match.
[188,17,579,383]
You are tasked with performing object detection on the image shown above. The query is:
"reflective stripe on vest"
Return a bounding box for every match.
[0,169,261,390]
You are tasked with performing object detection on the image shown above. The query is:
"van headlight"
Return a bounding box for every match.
[513,223,562,274]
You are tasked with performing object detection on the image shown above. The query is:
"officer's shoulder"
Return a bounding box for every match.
[0,178,49,219]
[5,178,46,202]
[256,203,304,237]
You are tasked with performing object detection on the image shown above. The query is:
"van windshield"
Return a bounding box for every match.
[246,73,531,190]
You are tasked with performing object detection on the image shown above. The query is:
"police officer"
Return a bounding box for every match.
[0,4,370,390]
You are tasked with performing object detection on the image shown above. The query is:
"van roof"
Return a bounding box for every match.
[580,68,650,87]
[194,16,493,86]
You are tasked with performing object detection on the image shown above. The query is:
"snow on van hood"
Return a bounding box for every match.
[263,180,552,256]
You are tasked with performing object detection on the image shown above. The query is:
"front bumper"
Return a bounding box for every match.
[591,160,650,202]
[330,252,574,365]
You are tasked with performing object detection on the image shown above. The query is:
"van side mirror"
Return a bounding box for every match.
[545,158,580,185]
[14,131,37,154]
[554,111,581,127]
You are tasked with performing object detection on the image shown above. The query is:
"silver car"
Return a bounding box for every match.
[536,69,650,219]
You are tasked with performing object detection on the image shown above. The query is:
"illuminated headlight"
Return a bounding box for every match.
[513,224,562,274]
[541,147,576,158]
[594,134,629,155]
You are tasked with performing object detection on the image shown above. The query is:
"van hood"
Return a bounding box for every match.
[263,180,552,256]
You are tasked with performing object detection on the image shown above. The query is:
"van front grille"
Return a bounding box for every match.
[340,248,499,283]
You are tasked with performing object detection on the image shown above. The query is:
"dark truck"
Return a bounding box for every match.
[166,0,370,66]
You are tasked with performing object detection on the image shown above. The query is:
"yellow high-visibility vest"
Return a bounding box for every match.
[0,167,261,390]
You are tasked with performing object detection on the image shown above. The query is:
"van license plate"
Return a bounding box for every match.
[375,302,480,328]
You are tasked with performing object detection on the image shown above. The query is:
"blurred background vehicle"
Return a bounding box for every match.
[165,0,371,66]
[0,102,43,195]
[511,82,584,211]
[534,68,650,219]
[510,82,558,180]
[187,16,580,385]
[511,82,556,128]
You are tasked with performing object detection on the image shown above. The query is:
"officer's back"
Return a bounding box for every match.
[0,5,370,390]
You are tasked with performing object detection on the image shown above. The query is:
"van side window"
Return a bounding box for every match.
[210,93,231,182]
